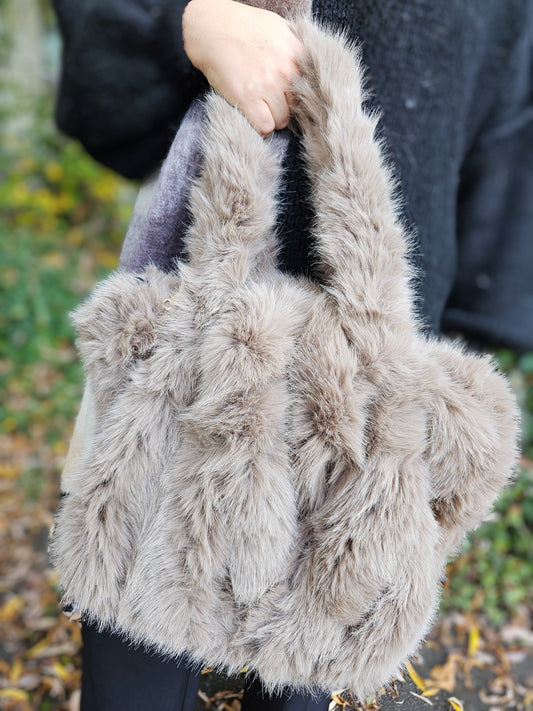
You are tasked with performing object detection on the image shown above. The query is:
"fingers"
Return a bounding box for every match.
[183,0,305,135]
[266,95,290,132]
[248,100,277,136]
[260,35,304,133]
[264,85,292,131]
[244,92,291,136]
[231,53,302,135]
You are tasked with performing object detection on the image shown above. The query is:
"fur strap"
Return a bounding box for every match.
[183,19,417,353]
[240,0,312,19]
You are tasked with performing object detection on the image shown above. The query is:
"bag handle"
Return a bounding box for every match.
[182,19,418,349]
[120,98,291,275]
[290,20,418,346]
[118,0,311,273]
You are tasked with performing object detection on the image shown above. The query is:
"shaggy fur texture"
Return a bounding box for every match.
[242,0,311,18]
[50,19,519,699]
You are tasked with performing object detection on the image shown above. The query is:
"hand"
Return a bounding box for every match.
[182,0,304,135]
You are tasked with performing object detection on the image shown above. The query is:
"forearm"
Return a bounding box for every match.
[53,0,206,178]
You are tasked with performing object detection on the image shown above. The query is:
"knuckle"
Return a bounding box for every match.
[258,119,275,135]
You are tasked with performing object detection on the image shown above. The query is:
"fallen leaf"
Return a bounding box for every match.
[468,625,480,657]
[12,673,41,690]
[447,697,464,711]
[0,687,30,701]
[479,678,515,706]
[51,661,71,681]
[406,661,426,692]
[428,654,460,693]
[0,595,24,621]
[8,658,23,684]
[499,625,533,646]
[504,650,527,665]
[68,687,81,711]
[26,641,77,659]
[25,637,52,659]
[0,464,20,479]
[523,690,533,706]
[409,691,433,705]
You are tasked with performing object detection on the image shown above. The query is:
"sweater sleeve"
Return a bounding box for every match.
[52,0,207,178]
[442,1,533,352]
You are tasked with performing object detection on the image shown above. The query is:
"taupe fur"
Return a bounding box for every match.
[50,19,519,700]
[241,0,312,18]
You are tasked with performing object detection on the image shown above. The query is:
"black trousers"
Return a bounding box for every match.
[80,619,332,711]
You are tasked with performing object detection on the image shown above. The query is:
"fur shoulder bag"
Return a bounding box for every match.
[50,18,519,700]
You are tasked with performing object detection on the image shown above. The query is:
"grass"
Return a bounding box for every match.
[442,463,533,625]
[0,226,117,447]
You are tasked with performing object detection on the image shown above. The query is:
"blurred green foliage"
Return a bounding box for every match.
[0,65,135,449]
[442,464,533,625]
[0,43,532,629]
[441,349,533,625]
[499,350,533,460]
[0,226,109,445]
[0,102,134,241]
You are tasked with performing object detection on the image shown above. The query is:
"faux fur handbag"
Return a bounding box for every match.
[50,18,519,700]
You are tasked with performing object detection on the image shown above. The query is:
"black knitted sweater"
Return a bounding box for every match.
[52,0,533,350]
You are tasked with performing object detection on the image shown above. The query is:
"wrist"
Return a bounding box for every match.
[183,0,229,72]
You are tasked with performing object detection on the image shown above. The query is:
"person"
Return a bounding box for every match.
[51,0,533,709]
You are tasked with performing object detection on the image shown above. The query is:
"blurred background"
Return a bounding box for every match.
[0,1,532,709]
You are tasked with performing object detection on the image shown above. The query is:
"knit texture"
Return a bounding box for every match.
[50,20,519,700]
[52,0,533,350]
